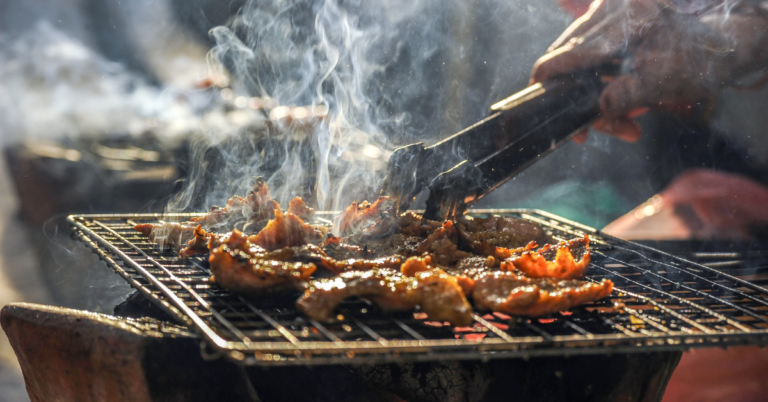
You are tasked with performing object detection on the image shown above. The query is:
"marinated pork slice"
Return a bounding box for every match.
[179,225,215,258]
[416,221,472,266]
[287,197,315,221]
[350,233,424,258]
[456,215,551,257]
[209,230,400,276]
[135,222,198,252]
[250,209,327,250]
[337,197,397,238]
[472,271,613,317]
[297,265,473,326]
[190,177,281,233]
[322,236,377,260]
[501,235,591,279]
[397,212,442,237]
[209,242,316,295]
[445,256,497,296]
[259,243,401,274]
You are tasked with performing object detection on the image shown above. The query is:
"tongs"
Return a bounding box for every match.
[379,64,619,221]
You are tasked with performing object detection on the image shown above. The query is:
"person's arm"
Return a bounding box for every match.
[531,0,768,141]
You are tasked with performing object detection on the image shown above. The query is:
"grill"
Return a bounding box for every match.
[69,209,768,366]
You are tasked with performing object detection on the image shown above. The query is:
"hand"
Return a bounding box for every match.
[531,0,768,142]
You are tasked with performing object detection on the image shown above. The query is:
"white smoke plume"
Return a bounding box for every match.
[165,0,572,214]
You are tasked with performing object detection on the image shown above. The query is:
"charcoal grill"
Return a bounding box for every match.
[68,209,768,366]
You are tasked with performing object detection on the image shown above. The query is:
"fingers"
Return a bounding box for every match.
[532,0,664,85]
[530,45,614,84]
[547,0,611,52]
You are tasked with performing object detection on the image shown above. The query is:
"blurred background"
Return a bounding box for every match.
[1,0,768,400]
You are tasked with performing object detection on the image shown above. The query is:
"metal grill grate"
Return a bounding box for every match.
[69,210,768,365]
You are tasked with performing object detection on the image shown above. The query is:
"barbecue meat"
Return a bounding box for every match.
[350,234,424,258]
[135,222,198,251]
[501,235,591,279]
[472,271,613,317]
[250,209,326,251]
[261,244,401,274]
[397,212,442,237]
[210,230,400,275]
[190,177,281,233]
[416,221,472,266]
[456,216,551,257]
[445,256,496,296]
[322,236,377,260]
[297,263,473,326]
[209,233,316,295]
[337,197,396,237]
[287,197,315,221]
[179,225,214,258]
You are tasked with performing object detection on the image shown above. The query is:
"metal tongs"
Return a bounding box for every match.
[378,64,619,221]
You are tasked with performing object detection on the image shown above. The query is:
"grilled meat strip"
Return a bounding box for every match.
[287,197,315,221]
[417,220,472,266]
[322,236,377,260]
[190,177,281,233]
[456,215,551,257]
[140,204,325,258]
[156,177,315,234]
[135,222,198,252]
[209,236,317,295]
[212,230,400,275]
[471,271,614,317]
[297,257,473,326]
[337,196,397,238]
[179,225,214,258]
[501,235,591,279]
[250,209,326,251]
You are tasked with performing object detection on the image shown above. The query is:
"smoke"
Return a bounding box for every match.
[169,0,572,215]
[0,20,238,147]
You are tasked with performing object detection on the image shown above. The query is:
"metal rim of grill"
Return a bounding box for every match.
[68,209,768,366]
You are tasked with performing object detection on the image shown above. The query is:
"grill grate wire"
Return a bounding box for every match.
[69,210,768,365]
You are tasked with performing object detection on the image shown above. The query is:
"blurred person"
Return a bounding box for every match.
[530,0,768,400]
[531,0,768,239]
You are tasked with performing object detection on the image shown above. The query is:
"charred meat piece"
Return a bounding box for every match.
[179,225,215,258]
[337,197,396,238]
[257,241,401,274]
[456,216,551,257]
[190,177,281,233]
[209,236,316,296]
[397,212,442,237]
[501,235,591,279]
[135,222,198,252]
[416,221,472,266]
[251,209,327,251]
[445,256,497,296]
[350,233,424,259]
[321,236,378,260]
[472,271,613,317]
[287,197,315,221]
[211,230,399,276]
[297,261,473,326]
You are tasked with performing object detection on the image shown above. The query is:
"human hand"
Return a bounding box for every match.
[531,0,768,142]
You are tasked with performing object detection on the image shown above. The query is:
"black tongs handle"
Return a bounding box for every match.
[423,65,617,221]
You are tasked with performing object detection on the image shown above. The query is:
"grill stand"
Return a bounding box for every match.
[67,211,768,365]
[1,301,681,402]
